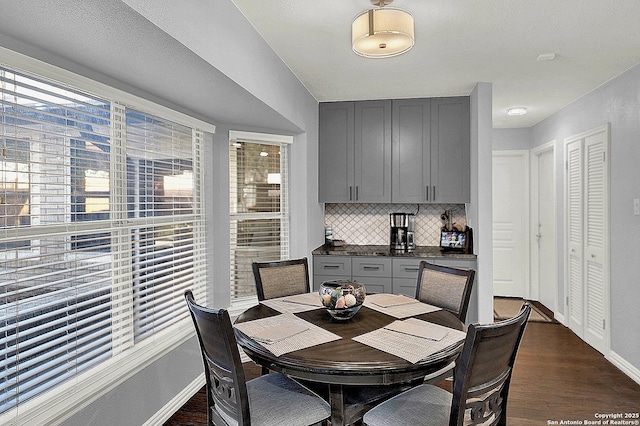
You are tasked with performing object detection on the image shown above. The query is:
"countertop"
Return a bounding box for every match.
[312,244,476,259]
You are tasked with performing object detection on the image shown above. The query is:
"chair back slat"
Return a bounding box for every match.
[185,290,250,426]
[252,257,310,301]
[415,261,476,322]
[450,304,531,426]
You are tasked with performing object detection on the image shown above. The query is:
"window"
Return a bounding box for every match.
[229,132,290,299]
[0,64,208,417]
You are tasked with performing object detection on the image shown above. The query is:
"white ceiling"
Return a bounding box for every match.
[231,0,640,128]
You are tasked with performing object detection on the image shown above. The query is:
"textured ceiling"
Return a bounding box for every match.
[230,0,640,128]
[2,1,640,130]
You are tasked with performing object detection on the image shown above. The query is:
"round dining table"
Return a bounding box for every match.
[234,298,465,426]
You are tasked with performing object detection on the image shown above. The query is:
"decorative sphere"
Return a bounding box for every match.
[319,280,366,320]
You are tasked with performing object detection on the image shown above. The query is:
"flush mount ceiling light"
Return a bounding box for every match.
[507,107,528,116]
[352,0,415,58]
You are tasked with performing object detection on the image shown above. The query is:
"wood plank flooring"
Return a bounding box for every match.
[164,321,640,425]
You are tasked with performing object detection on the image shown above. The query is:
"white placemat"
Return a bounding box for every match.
[260,292,324,313]
[368,293,421,308]
[234,313,341,357]
[364,294,442,318]
[384,318,449,341]
[352,320,466,363]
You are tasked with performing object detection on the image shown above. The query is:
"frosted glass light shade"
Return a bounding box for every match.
[352,7,415,58]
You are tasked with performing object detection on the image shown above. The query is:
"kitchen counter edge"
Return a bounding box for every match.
[312,244,476,259]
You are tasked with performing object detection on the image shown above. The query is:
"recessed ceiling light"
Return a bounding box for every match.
[507,107,527,116]
[537,53,556,61]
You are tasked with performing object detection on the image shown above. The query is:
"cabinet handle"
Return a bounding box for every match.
[323,264,340,269]
[426,186,429,201]
[355,186,359,201]
[404,267,419,272]
[363,266,381,270]
[349,186,353,201]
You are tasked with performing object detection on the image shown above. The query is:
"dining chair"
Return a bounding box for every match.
[415,261,476,322]
[414,261,476,385]
[252,257,310,301]
[363,304,531,426]
[184,290,330,426]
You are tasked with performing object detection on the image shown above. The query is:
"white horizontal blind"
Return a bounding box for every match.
[0,65,206,415]
[124,109,201,342]
[229,139,289,299]
[0,67,114,413]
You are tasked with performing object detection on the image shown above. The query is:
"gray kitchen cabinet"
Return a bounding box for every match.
[313,255,352,290]
[391,97,470,203]
[312,255,392,293]
[313,254,475,296]
[391,257,477,297]
[391,258,423,296]
[351,257,392,294]
[318,100,391,203]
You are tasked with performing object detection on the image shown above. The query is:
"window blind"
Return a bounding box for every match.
[0,65,206,415]
[229,139,289,299]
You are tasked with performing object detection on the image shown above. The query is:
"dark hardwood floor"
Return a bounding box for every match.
[165,321,640,425]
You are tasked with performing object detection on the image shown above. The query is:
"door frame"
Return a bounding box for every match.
[530,141,558,314]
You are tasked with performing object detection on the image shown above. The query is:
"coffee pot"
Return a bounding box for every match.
[390,213,415,251]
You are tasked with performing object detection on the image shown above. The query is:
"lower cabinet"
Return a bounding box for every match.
[313,255,476,296]
[392,258,422,296]
[392,257,477,296]
[313,256,391,293]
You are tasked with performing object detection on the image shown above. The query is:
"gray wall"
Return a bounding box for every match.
[493,127,532,150]
[531,63,640,371]
[0,1,324,424]
[493,64,640,374]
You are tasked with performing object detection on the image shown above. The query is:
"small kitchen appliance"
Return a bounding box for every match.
[440,226,473,254]
[390,213,415,251]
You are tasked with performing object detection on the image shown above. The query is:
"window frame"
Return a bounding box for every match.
[0,46,214,425]
[228,130,292,304]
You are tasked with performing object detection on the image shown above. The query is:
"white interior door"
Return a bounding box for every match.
[531,143,557,312]
[564,125,609,355]
[492,151,529,298]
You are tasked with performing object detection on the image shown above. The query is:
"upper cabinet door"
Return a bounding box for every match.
[392,98,431,203]
[319,102,354,202]
[430,97,470,203]
[319,100,391,203]
[320,97,469,204]
[354,100,392,203]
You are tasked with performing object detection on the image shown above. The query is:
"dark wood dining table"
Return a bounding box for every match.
[234,296,466,426]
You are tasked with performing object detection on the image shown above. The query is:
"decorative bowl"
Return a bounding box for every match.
[319,280,366,320]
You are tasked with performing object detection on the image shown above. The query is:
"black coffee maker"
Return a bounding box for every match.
[390,213,415,251]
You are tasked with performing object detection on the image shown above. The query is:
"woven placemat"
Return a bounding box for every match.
[261,292,324,313]
[364,294,441,319]
[353,320,466,363]
[234,313,341,357]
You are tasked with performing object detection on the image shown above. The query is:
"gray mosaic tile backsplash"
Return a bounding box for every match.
[324,203,467,246]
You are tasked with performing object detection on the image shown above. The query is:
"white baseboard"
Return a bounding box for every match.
[607,351,640,386]
[144,373,206,426]
[554,311,566,325]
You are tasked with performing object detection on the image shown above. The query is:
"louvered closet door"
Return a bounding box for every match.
[583,132,608,353]
[566,139,584,335]
[564,125,609,355]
